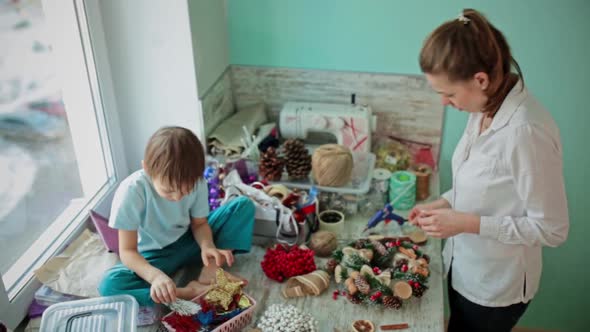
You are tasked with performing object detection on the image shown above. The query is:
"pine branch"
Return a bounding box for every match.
[342,254,369,270]
[332,249,344,262]
[392,271,428,284]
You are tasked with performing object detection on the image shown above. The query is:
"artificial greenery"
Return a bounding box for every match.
[330,237,430,309]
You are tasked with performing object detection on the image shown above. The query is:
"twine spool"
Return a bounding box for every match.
[411,163,432,201]
[311,144,353,187]
[372,168,391,194]
[389,171,416,210]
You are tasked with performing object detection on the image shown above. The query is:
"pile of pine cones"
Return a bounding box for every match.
[283,139,311,180]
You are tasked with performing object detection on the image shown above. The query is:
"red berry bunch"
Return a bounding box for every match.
[370,291,383,301]
[260,244,316,282]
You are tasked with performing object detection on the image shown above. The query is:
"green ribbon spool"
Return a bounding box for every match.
[389,170,416,210]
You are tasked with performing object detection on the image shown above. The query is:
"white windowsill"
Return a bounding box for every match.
[4,182,114,300]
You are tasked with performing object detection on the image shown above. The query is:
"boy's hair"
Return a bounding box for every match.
[144,126,204,193]
[419,8,524,115]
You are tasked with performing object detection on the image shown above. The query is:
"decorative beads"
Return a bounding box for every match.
[257,304,318,332]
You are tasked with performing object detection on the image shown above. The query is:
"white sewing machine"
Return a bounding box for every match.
[279,102,377,153]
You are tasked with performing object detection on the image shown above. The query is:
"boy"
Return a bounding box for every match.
[98,126,255,306]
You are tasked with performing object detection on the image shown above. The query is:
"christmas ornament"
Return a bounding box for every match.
[329,237,430,309]
[204,269,246,310]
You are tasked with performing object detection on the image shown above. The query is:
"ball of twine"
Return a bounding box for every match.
[309,231,338,257]
[312,144,353,187]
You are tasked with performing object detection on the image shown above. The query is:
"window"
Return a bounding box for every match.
[0,0,125,328]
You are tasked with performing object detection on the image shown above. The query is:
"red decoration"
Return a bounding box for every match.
[401,264,408,273]
[386,241,394,248]
[161,312,201,332]
[370,291,382,301]
[372,267,381,275]
[260,244,316,282]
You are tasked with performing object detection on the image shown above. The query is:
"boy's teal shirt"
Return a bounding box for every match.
[109,170,209,252]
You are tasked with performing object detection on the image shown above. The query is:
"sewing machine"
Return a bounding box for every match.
[279,102,377,153]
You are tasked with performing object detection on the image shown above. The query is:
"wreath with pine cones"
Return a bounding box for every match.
[326,236,430,309]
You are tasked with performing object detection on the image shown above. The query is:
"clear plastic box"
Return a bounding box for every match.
[34,285,83,307]
[272,151,375,194]
[272,152,375,215]
[39,295,138,332]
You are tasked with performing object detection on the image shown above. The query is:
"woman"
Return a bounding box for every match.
[409,8,569,332]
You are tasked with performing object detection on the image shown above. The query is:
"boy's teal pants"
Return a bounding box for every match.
[98,197,255,306]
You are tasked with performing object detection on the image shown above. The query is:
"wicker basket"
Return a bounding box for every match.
[162,293,256,332]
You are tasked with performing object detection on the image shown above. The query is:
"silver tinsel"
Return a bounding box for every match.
[257,304,318,332]
[164,298,201,316]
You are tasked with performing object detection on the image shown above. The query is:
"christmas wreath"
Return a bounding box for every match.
[326,236,430,309]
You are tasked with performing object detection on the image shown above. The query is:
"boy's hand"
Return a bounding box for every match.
[150,272,177,304]
[201,246,235,267]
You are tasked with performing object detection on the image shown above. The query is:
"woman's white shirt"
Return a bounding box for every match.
[441,80,569,307]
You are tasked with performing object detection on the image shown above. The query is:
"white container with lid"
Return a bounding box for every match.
[40,295,138,332]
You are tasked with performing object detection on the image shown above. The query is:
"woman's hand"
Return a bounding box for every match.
[415,208,476,238]
[201,245,235,267]
[409,203,435,225]
[150,272,176,304]
[409,198,452,226]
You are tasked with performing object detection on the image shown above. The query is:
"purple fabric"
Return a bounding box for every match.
[90,210,119,254]
[28,299,48,319]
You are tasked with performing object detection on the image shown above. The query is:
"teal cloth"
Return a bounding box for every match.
[98,196,254,306]
[109,169,210,252]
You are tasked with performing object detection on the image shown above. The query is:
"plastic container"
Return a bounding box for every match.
[162,293,256,332]
[273,152,375,215]
[39,295,138,332]
[34,285,83,307]
[274,151,374,193]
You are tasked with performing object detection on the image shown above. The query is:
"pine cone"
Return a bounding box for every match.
[382,295,403,309]
[413,283,428,298]
[283,139,311,180]
[394,258,408,270]
[325,259,338,274]
[354,239,367,249]
[346,292,363,304]
[259,147,284,181]
[354,275,371,295]
[371,240,388,256]
[422,254,430,264]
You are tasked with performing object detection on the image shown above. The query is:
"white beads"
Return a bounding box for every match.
[257,304,318,332]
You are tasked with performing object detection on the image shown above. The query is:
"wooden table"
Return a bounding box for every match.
[140,174,444,332]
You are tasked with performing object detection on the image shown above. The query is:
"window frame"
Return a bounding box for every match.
[0,0,128,328]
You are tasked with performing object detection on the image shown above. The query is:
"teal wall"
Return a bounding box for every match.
[227,1,590,331]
